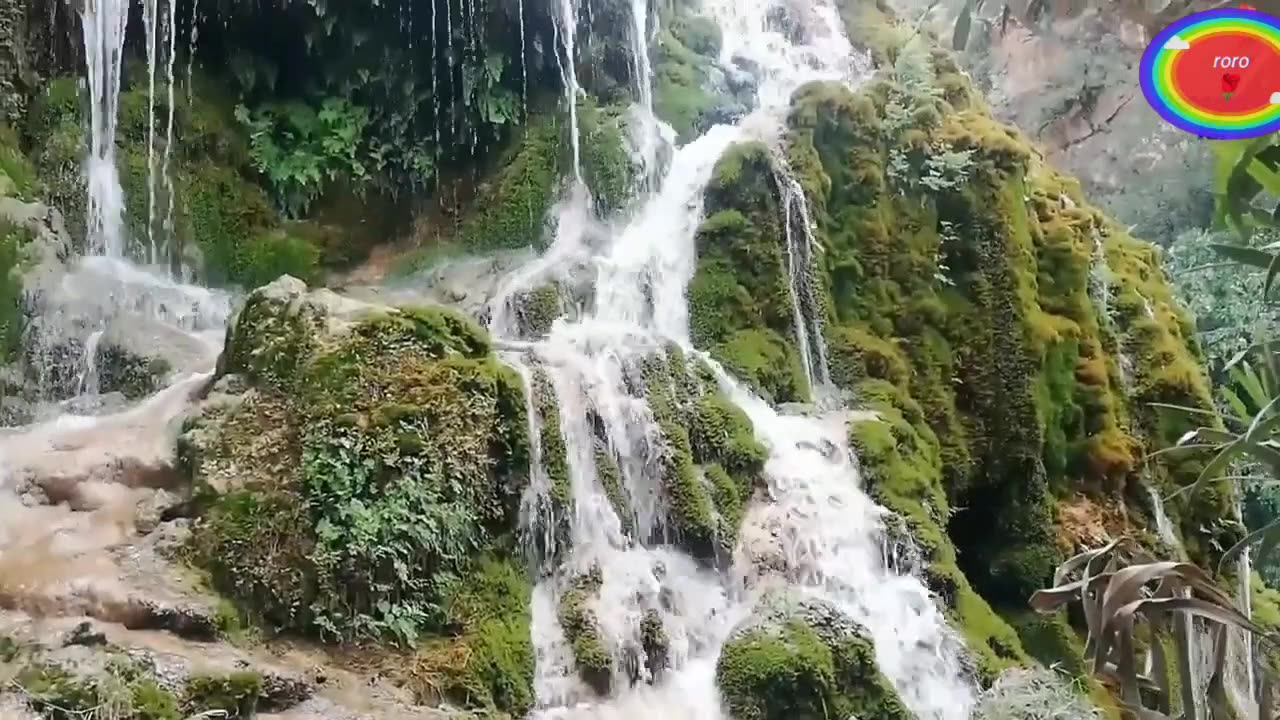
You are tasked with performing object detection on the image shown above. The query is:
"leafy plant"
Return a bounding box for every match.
[1211,134,1280,243]
[1029,538,1277,720]
[235,98,371,217]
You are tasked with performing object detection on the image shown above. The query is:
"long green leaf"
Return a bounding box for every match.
[1209,243,1276,270]
[1148,402,1222,420]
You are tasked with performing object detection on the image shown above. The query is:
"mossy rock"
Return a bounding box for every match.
[191,277,530,649]
[430,115,564,258]
[690,143,813,405]
[412,559,536,715]
[580,100,639,215]
[716,595,910,720]
[0,217,34,364]
[0,124,37,200]
[557,566,613,695]
[641,347,765,560]
[653,6,728,141]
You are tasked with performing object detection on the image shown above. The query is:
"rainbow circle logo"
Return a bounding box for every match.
[1140,8,1280,140]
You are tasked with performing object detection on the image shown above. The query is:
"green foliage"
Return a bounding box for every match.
[12,658,185,720]
[236,98,373,217]
[412,559,535,714]
[1210,133,1280,242]
[23,72,324,288]
[192,485,318,632]
[183,671,263,718]
[205,0,528,195]
[0,218,32,365]
[0,124,37,199]
[1165,227,1277,374]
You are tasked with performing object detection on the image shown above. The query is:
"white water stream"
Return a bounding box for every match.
[81,0,131,258]
[487,0,976,717]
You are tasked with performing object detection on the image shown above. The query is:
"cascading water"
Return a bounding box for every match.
[142,0,180,270]
[776,164,830,392]
[488,0,976,717]
[628,0,660,191]
[81,0,131,258]
[554,0,584,181]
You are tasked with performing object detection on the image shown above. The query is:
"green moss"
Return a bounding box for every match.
[190,486,317,632]
[0,633,19,662]
[183,671,263,718]
[27,79,88,244]
[0,124,36,199]
[652,6,724,141]
[97,345,172,400]
[580,101,636,215]
[595,445,634,536]
[640,609,669,679]
[717,612,909,720]
[415,558,535,715]
[848,382,1027,686]
[130,679,182,720]
[17,664,101,718]
[0,218,33,364]
[642,349,764,559]
[514,284,564,339]
[533,368,573,517]
[433,117,563,259]
[690,144,813,405]
[557,566,613,695]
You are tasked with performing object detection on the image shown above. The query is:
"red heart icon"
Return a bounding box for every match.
[1222,73,1241,93]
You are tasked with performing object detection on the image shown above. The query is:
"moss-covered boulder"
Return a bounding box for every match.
[641,346,766,560]
[557,565,614,695]
[690,143,812,406]
[717,595,910,720]
[186,278,530,675]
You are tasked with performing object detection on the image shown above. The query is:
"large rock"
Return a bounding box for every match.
[181,277,536,716]
[716,594,911,720]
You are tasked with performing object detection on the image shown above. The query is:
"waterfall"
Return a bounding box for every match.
[161,0,179,273]
[518,0,528,114]
[76,330,105,397]
[554,0,583,181]
[81,0,130,258]
[487,0,974,716]
[1228,501,1260,720]
[629,0,660,191]
[776,163,830,392]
